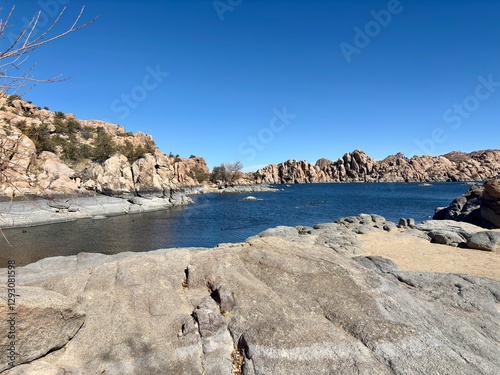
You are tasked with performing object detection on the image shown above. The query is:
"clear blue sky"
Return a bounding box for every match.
[5,0,500,171]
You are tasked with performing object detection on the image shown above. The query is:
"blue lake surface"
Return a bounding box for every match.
[1,182,471,266]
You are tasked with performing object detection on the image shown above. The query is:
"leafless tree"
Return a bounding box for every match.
[0,5,97,95]
[226,161,243,182]
[0,5,96,242]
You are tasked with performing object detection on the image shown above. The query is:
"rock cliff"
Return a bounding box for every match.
[0,93,209,197]
[255,149,500,184]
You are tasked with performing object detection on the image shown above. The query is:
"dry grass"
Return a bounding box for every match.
[231,346,244,375]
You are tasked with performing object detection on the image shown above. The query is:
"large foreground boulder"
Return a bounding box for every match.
[0,234,499,374]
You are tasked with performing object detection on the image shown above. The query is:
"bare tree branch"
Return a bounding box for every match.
[0,5,97,95]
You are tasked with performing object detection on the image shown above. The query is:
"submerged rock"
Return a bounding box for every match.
[243,196,262,201]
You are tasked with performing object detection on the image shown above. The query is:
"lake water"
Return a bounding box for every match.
[1,182,471,267]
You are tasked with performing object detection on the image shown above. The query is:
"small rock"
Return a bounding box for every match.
[398,218,407,227]
[467,231,500,252]
[243,196,259,201]
[354,226,377,235]
[192,298,226,338]
[358,213,373,224]
[211,285,236,313]
[371,214,386,223]
[428,230,467,247]
[47,200,70,210]
[383,222,398,232]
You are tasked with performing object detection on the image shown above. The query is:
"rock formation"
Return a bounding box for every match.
[254,149,500,184]
[434,177,500,229]
[415,219,500,251]
[2,92,498,197]
[0,93,209,198]
[1,219,499,374]
[482,178,500,227]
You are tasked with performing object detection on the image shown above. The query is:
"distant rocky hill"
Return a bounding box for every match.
[0,93,209,197]
[2,92,498,199]
[254,149,500,184]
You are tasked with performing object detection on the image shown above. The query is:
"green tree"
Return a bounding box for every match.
[92,128,116,163]
[17,121,55,154]
[210,162,243,184]
[190,166,209,183]
[118,139,156,163]
[210,164,227,183]
[61,135,92,163]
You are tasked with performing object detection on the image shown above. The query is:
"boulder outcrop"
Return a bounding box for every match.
[415,219,500,252]
[0,93,209,198]
[255,150,500,184]
[482,178,500,227]
[1,223,499,374]
[434,177,500,228]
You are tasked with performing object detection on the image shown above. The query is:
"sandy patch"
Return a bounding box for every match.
[358,230,500,281]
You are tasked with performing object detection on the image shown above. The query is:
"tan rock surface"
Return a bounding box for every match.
[1,227,499,374]
[256,149,500,184]
[0,286,85,372]
[0,93,209,197]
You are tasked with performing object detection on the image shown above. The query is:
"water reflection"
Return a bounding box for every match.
[0,206,188,267]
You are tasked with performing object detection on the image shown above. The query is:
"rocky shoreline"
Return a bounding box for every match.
[1,179,499,374]
[0,193,189,229]
[0,184,278,229]
[1,213,499,374]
